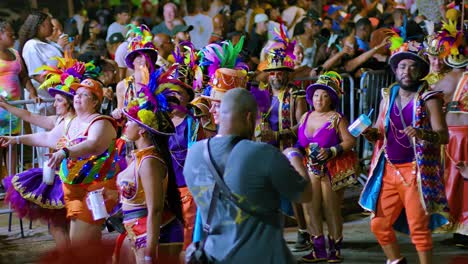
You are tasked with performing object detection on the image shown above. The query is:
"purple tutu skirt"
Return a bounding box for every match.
[3,168,67,225]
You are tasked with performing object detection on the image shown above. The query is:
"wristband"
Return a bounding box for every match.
[418,129,440,143]
[61,147,70,159]
[15,136,20,144]
[144,256,152,261]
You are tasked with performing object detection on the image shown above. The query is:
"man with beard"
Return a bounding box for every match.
[359,40,450,264]
[257,47,309,251]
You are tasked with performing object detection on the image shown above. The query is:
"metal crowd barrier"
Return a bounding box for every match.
[0,98,55,237]
[355,69,396,185]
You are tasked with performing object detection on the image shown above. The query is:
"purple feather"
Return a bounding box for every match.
[250,85,271,113]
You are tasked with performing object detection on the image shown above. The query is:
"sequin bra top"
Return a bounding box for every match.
[58,115,121,185]
[118,146,168,207]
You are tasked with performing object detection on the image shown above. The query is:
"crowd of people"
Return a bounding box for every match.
[0,0,466,263]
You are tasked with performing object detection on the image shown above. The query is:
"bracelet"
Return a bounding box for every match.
[61,147,70,159]
[418,129,440,143]
[15,136,20,144]
[330,147,337,158]
[144,256,152,261]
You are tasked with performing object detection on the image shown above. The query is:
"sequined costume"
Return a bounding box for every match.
[117,146,183,250]
[297,111,358,191]
[59,115,120,224]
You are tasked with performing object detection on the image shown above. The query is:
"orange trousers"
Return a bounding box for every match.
[179,186,197,250]
[370,162,432,252]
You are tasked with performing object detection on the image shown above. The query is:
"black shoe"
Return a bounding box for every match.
[292,230,312,252]
[454,233,468,248]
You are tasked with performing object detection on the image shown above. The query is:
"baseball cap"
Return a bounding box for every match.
[108,32,124,44]
[254,13,268,24]
[171,24,194,37]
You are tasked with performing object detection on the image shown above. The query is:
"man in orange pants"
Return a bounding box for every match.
[359,37,450,264]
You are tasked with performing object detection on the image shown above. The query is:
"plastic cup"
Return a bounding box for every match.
[86,189,109,220]
[42,161,55,185]
[348,114,372,137]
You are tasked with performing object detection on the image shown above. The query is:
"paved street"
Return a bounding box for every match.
[0,185,467,263]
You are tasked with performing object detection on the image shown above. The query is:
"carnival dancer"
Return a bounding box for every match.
[165,44,214,251]
[199,36,249,126]
[1,84,75,246]
[114,68,184,263]
[1,78,121,243]
[359,37,450,264]
[284,72,358,263]
[113,24,158,120]
[1,55,99,246]
[422,9,468,246]
[257,28,309,251]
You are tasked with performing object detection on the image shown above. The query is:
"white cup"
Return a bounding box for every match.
[348,114,372,137]
[42,161,55,185]
[86,189,109,220]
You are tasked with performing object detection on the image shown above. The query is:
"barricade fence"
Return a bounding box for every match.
[1,98,55,237]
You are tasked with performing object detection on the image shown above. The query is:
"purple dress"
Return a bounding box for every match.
[168,120,188,187]
[297,111,358,191]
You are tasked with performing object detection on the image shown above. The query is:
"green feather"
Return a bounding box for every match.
[390,36,404,51]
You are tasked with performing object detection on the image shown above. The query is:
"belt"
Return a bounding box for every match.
[123,208,148,221]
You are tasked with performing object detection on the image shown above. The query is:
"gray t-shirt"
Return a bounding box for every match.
[184,136,307,263]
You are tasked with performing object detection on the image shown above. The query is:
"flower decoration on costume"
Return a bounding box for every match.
[272,23,296,62]
[424,7,467,68]
[124,24,158,71]
[171,41,204,93]
[35,50,100,97]
[123,68,184,135]
[425,9,463,59]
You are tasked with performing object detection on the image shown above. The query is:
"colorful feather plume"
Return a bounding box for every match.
[35,50,100,90]
[271,23,296,61]
[425,9,464,58]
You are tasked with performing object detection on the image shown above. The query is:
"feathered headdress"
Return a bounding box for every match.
[425,8,464,59]
[306,71,343,109]
[35,50,100,98]
[171,41,204,93]
[388,21,429,76]
[123,68,183,135]
[199,37,249,101]
[124,24,158,70]
[264,23,296,72]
